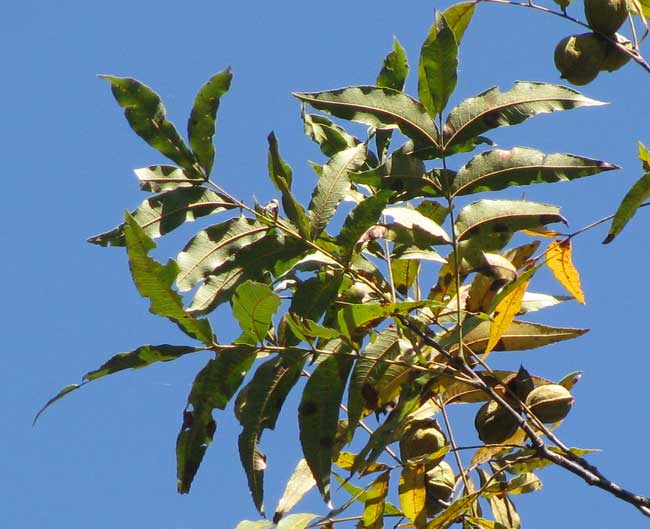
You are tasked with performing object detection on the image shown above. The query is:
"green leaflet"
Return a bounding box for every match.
[377,37,409,91]
[332,471,402,516]
[458,320,587,354]
[231,281,281,345]
[299,349,353,502]
[294,87,441,155]
[451,147,618,197]
[123,212,214,345]
[176,216,269,291]
[382,206,451,243]
[363,471,392,528]
[177,347,256,493]
[187,67,232,176]
[234,521,274,529]
[34,344,202,424]
[391,257,420,296]
[418,13,458,117]
[454,199,566,242]
[347,328,403,436]
[301,111,361,157]
[134,165,205,193]
[425,493,479,529]
[100,75,198,171]
[267,132,311,239]
[237,352,305,514]
[603,172,650,244]
[443,82,605,153]
[308,144,367,239]
[275,513,319,529]
[442,2,476,43]
[88,187,234,247]
[282,314,342,344]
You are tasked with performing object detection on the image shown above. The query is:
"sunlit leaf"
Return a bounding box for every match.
[134,165,205,193]
[482,473,542,496]
[497,446,599,475]
[268,132,311,239]
[123,212,214,344]
[308,144,367,238]
[444,82,605,153]
[545,240,585,303]
[426,493,479,529]
[294,87,441,155]
[464,516,514,529]
[89,188,234,247]
[332,471,402,516]
[455,199,566,242]
[100,75,198,171]
[518,292,572,314]
[442,2,476,43]
[399,465,427,528]
[451,147,618,197]
[363,471,391,528]
[275,513,319,529]
[603,172,650,244]
[237,352,306,514]
[418,13,458,117]
[273,459,317,523]
[188,67,232,175]
[176,216,269,291]
[234,520,274,529]
[382,207,451,243]
[488,494,521,529]
[299,352,353,502]
[177,346,256,493]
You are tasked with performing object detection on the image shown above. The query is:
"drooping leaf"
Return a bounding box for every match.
[299,351,353,502]
[451,147,618,197]
[488,495,521,529]
[377,37,409,91]
[187,67,232,176]
[273,459,317,523]
[34,344,202,423]
[337,301,438,339]
[308,144,367,239]
[301,111,361,157]
[275,513,319,529]
[337,190,393,258]
[268,132,311,239]
[418,13,458,117]
[89,188,234,247]
[231,281,281,345]
[237,352,305,514]
[294,87,441,155]
[545,240,585,304]
[391,258,420,296]
[426,493,479,529]
[347,328,403,434]
[603,172,650,244]
[399,465,427,529]
[134,165,205,193]
[457,320,587,355]
[454,199,566,242]
[100,75,198,171]
[283,314,342,344]
[123,212,214,344]
[382,207,451,243]
[176,216,269,291]
[177,346,256,493]
[442,2,476,43]
[444,82,605,153]
[362,471,391,529]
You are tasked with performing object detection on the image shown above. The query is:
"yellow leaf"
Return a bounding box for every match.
[399,465,427,529]
[521,227,561,238]
[485,278,530,356]
[546,240,585,304]
[362,471,390,529]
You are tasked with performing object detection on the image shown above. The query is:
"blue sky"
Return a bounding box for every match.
[2,1,649,528]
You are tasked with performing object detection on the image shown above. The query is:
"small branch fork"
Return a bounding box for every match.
[402,319,650,518]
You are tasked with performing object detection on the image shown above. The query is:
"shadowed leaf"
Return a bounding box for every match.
[418,13,458,117]
[302,111,361,157]
[377,38,409,91]
[188,67,232,175]
[603,172,650,244]
[123,212,214,344]
[444,82,605,153]
[451,147,618,197]
[89,188,234,247]
[100,75,198,171]
[231,281,281,344]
